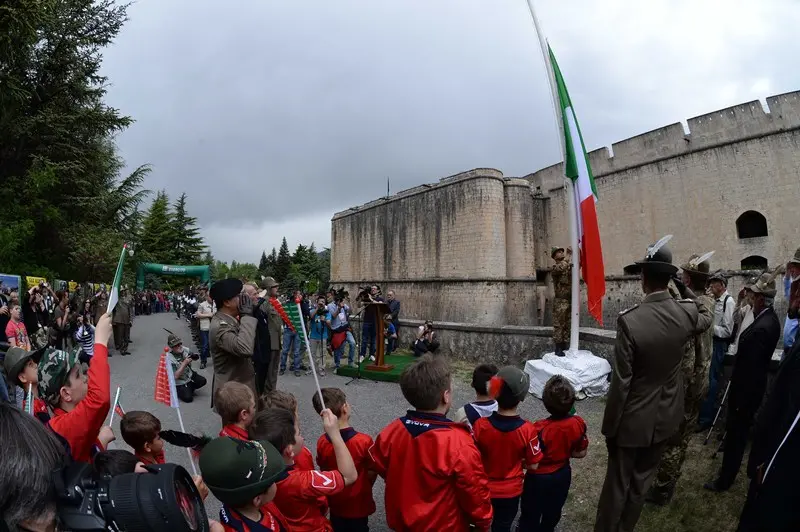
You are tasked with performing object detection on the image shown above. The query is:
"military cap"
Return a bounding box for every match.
[551,246,565,259]
[680,252,713,278]
[708,270,728,286]
[635,236,678,275]
[748,272,777,298]
[210,278,243,305]
[258,277,279,298]
[787,247,800,266]
[489,366,530,402]
[167,333,182,348]
[4,346,45,387]
[200,437,288,507]
[37,347,82,406]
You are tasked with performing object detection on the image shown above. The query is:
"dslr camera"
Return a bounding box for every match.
[52,461,208,532]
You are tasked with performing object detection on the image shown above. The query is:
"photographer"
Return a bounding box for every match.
[167,333,207,403]
[413,320,440,357]
[330,294,357,368]
[358,285,383,362]
[309,295,332,375]
[74,314,95,366]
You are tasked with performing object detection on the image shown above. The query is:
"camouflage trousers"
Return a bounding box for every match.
[651,400,701,499]
[552,297,571,344]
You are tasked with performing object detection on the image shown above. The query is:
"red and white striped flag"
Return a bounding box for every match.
[155,348,179,408]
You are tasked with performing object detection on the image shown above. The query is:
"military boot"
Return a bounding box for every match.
[644,485,673,506]
[555,342,565,357]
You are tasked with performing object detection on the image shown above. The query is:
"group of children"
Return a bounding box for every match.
[188,356,586,531]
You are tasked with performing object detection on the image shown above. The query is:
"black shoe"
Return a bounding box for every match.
[703,479,729,492]
[128,339,133,343]
[645,486,671,506]
[279,368,286,376]
[200,362,207,369]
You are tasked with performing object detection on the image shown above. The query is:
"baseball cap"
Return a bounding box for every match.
[37,347,82,406]
[489,366,530,402]
[200,437,288,507]
[3,346,45,386]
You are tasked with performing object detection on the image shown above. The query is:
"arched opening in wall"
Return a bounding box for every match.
[741,255,768,270]
[736,211,768,239]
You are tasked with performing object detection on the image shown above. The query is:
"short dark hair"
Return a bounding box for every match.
[471,364,498,395]
[215,382,255,425]
[120,411,162,452]
[399,354,451,411]
[542,375,576,418]
[248,408,296,453]
[0,403,66,530]
[259,389,298,413]
[312,387,347,417]
[642,270,671,291]
[93,450,140,477]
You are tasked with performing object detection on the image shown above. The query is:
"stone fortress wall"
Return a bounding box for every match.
[330,91,800,361]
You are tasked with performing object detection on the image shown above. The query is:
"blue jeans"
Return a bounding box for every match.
[699,338,728,426]
[199,330,209,364]
[359,322,376,359]
[334,331,357,367]
[518,466,571,531]
[280,329,302,371]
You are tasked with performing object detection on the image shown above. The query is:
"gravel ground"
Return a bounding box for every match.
[112,313,608,531]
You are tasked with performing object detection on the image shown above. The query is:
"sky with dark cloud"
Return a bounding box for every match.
[101,0,800,263]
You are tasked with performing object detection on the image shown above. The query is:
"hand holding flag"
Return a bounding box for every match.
[107,243,129,315]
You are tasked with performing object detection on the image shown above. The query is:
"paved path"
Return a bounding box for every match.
[113,312,604,530]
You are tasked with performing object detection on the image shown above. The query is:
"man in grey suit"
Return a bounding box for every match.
[595,239,713,532]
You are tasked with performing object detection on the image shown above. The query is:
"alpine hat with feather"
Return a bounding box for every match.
[680,251,714,278]
[635,235,678,275]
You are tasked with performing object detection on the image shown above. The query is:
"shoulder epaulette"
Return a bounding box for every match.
[678,298,695,303]
[619,304,639,316]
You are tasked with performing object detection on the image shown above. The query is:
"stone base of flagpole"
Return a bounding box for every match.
[524,348,613,400]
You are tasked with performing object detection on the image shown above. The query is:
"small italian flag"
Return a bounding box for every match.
[549,45,605,325]
[106,243,128,315]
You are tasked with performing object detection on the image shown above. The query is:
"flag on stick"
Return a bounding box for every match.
[548,45,606,325]
[107,243,129,315]
[295,303,325,411]
[155,347,197,474]
[285,302,307,351]
[24,383,33,416]
[109,386,124,426]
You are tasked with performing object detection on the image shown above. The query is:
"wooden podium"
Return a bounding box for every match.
[364,302,394,372]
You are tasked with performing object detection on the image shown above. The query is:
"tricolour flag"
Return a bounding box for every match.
[549,45,606,325]
[24,383,33,416]
[106,243,128,315]
[284,301,307,351]
[155,348,179,408]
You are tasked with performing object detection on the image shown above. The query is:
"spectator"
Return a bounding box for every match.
[309,295,332,375]
[120,411,166,465]
[358,285,383,362]
[330,295,357,369]
[386,289,400,332]
[783,251,800,359]
[5,301,31,352]
[196,291,215,369]
[413,320,440,357]
[384,314,398,354]
[454,364,499,428]
[23,285,49,349]
[75,314,96,365]
[92,284,109,325]
[49,290,70,349]
[112,288,131,356]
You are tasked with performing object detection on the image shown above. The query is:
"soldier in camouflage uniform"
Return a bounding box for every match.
[551,246,573,356]
[647,253,715,505]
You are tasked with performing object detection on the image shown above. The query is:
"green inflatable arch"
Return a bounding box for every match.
[136,263,211,291]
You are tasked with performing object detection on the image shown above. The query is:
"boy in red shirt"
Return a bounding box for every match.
[260,389,315,470]
[518,375,588,532]
[38,313,113,463]
[249,406,358,532]
[200,436,290,532]
[120,411,166,465]
[473,366,543,531]
[369,354,494,531]
[4,345,50,423]
[312,387,377,532]
[216,381,256,439]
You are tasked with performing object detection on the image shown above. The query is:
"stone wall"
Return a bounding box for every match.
[530,91,800,274]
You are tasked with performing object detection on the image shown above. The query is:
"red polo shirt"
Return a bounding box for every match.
[219,502,289,532]
[295,446,315,471]
[368,410,493,531]
[136,451,166,465]
[530,415,588,475]
[220,424,249,440]
[316,427,376,519]
[272,466,345,532]
[473,412,543,498]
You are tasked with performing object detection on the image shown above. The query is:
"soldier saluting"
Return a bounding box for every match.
[595,237,712,532]
[551,245,572,357]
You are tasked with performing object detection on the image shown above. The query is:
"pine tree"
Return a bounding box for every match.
[275,237,292,283]
[172,192,205,264]
[139,191,176,264]
[264,248,278,278]
[259,251,268,274]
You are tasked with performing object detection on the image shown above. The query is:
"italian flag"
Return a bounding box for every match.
[549,45,605,325]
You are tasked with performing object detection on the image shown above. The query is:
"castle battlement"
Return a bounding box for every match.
[529,90,800,192]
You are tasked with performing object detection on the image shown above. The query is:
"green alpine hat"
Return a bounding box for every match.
[490,366,530,402]
[3,346,45,387]
[200,437,288,507]
[551,246,565,259]
[37,347,82,406]
[167,334,182,348]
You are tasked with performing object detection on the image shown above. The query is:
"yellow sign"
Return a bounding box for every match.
[26,276,47,288]
[68,281,78,292]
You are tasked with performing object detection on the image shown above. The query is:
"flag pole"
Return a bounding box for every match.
[525,0,581,352]
[175,406,198,476]
[296,303,326,411]
[108,386,121,425]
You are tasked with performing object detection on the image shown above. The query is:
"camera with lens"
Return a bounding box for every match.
[53,461,208,532]
[356,285,380,303]
[190,352,200,361]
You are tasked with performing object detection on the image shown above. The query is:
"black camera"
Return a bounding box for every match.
[53,462,208,532]
[190,353,200,361]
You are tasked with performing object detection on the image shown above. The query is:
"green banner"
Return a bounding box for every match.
[136,263,211,291]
